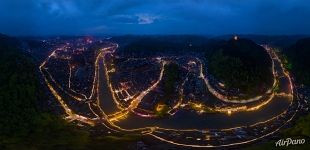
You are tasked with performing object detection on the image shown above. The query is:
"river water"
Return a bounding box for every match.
[98,52,292,130]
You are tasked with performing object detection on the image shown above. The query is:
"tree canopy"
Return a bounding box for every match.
[207,38,273,96]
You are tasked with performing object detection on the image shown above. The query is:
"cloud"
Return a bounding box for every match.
[111,14,136,24]
[111,13,160,25]
[36,0,80,17]
[136,14,160,24]
[1,0,310,35]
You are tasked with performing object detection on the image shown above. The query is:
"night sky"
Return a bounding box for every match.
[0,0,310,36]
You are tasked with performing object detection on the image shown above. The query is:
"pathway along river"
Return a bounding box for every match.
[98,46,293,130]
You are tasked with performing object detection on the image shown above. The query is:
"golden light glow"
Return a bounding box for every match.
[39,41,297,148]
[227,110,232,115]
[156,104,165,112]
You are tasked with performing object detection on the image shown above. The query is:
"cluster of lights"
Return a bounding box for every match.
[40,41,297,148]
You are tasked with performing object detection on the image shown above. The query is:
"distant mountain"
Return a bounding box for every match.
[284,37,310,85]
[0,33,21,50]
[112,35,214,56]
[207,38,273,96]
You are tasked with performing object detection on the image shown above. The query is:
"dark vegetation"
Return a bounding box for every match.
[155,104,169,118]
[283,38,310,86]
[0,34,90,149]
[162,63,181,101]
[207,38,273,96]
[246,114,310,150]
[154,63,181,117]
[0,34,139,150]
[284,114,310,138]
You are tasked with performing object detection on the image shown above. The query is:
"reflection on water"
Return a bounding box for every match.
[114,96,290,129]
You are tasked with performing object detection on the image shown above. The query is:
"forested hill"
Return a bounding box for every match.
[0,34,21,49]
[0,35,90,149]
[207,38,273,96]
[284,37,310,85]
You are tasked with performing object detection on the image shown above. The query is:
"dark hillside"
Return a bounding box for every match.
[0,35,89,149]
[284,37,310,85]
[207,38,273,96]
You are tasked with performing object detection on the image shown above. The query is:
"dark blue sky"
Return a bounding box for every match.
[0,0,310,36]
